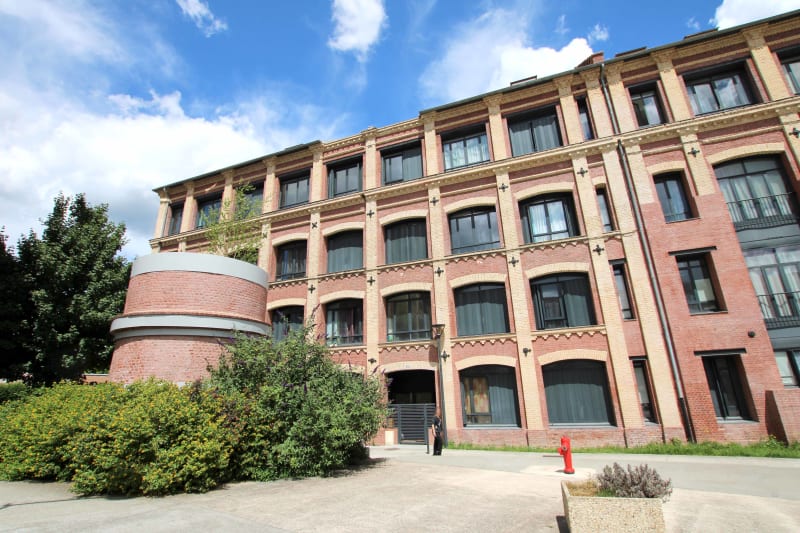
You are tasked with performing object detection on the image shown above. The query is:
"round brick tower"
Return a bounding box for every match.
[109,253,269,384]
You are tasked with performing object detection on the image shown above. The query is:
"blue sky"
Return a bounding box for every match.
[1,0,799,259]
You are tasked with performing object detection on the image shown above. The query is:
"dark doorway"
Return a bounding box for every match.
[387,370,436,443]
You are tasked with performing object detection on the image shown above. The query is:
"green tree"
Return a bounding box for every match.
[201,184,262,263]
[17,194,131,384]
[207,327,387,480]
[0,229,33,380]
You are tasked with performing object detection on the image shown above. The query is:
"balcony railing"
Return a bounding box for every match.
[757,291,800,328]
[726,193,799,230]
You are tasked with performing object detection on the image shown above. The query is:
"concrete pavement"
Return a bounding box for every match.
[0,445,798,532]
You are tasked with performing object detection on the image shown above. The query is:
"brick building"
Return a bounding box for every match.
[110,10,800,447]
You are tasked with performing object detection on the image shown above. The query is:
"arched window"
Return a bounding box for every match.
[543,360,614,425]
[531,273,596,330]
[460,365,520,426]
[384,219,428,264]
[271,306,304,342]
[454,283,509,336]
[520,193,579,243]
[385,292,431,342]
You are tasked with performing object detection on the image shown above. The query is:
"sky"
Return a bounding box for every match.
[2,0,800,260]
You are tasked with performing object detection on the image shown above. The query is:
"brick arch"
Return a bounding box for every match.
[379,209,428,227]
[450,272,507,289]
[525,262,590,280]
[454,355,517,370]
[444,196,498,214]
[381,361,437,373]
[272,232,309,246]
[267,298,307,310]
[380,282,433,298]
[322,221,364,236]
[515,181,575,203]
[705,144,786,166]
[646,161,688,176]
[319,290,366,304]
[537,349,608,366]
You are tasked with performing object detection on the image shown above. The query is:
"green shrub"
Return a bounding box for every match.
[208,328,387,480]
[597,463,672,501]
[0,381,33,404]
[0,380,234,496]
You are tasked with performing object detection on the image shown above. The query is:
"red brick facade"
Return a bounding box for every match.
[122,11,800,446]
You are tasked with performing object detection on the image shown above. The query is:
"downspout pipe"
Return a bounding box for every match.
[599,62,696,442]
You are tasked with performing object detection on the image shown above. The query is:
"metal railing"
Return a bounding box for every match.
[757,291,800,328]
[726,193,798,230]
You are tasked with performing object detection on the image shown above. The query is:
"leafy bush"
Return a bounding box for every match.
[0,381,32,404]
[597,463,672,501]
[0,380,234,495]
[207,328,387,480]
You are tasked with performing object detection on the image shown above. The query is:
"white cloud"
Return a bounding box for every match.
[711,0,800,29]
[686,16,701,31]
[328,0,387,61]
[0,1,343,260]
[555,14,568,36]
[175,0,227,37]
[419,8,594,105]
[588,23,609,44]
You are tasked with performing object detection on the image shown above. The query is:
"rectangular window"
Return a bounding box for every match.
[745,246,800,328]
[685,67,755,115]
[279,172,310,208]
[328,159,362,198]
[508,107,562,156]
[460,366,520,426]
[774,350,800,387]
[327,230,363,273]
[382,144,423,184]
[654,173,692,222]
[236,183,263,219]
[632,359,657,422]
[520,194,578,244]
[442,128,490,170]
[715,156,795,229]
[454,283,510,336]
[167,204,183,235]
[577,97,594,140]
[271,306,304,342]
[677,254,720,314]
[196,195,222,228]
[703,355,750,420]
[532,274,596,330]
[629,84,665,127]
[543,360,613,425]
[385,219,428,264]
[449,208,500,254]
[597,188,614,232]
[275,241,307,281]
[326,300,363,345]
[613,262,634,320]
[386,292,431,342]
[781,54,800,94]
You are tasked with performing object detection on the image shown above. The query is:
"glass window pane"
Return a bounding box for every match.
[689,82,718,114]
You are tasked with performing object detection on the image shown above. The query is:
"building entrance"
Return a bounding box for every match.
[387,370,436,444]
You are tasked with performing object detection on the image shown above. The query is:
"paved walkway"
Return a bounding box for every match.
[0,446,798,532]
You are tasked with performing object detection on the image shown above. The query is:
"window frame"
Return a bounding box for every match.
[327,158,363,198]
[441,126,491,171]
[654,172,693,222]
[167,203,183,236]
[576,97,594,141]
[271,306,304,342]
[612,261,634,320]
[744,246,800,328]
[195,194,222,229]
[596,188,615,233]
[676,253,722,314]
[381,142,423,185]
[520,193,579,244]
[279,171,310,208]
[774,350,800,387]
[275,241,307,281]
[779,49,800,94]
[385,292,432,342]
[703,355,751,420]
[448,207,501,254]
[507,106,563,157]
[684,63,756,115]
[459,365,520,427]
[325,299,364,346]
[384,219,428,264]
[543,359,615,425]
[327,230,364,273]
[629,82,666,127]
[632,358,657,423]
[531,273,597,330]
[454,283,510,337]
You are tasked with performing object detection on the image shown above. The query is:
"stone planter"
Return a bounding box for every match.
[561,481,665,533]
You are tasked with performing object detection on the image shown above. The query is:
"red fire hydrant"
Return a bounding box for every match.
[558,435,575,474]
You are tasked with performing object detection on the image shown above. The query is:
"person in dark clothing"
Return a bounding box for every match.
[431,407,443,456]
